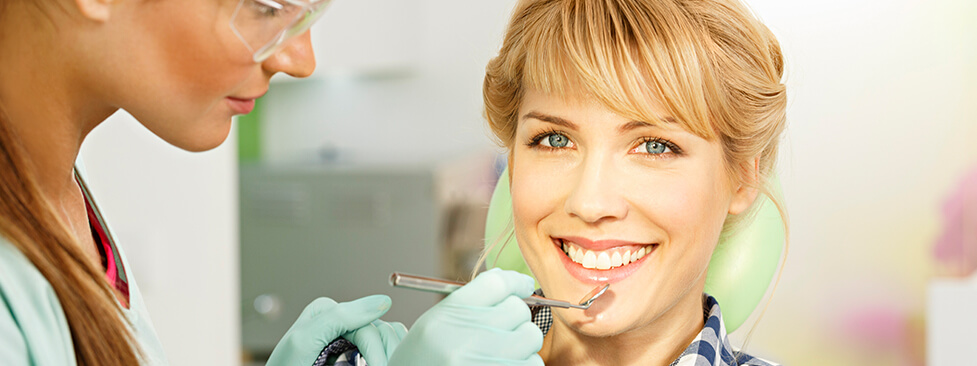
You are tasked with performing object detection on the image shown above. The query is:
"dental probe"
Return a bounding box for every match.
[390,272,609,310]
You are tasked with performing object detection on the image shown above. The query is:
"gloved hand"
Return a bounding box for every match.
[266,295,406,366]
[388,268,544,366]
[341,318,408,366]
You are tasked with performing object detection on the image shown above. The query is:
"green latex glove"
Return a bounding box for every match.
[267,295,405,366]
[341,318,408,366]
[388,268,544,366]
[484,167,785,332]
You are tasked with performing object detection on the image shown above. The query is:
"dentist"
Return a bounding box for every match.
[0,0,540,365]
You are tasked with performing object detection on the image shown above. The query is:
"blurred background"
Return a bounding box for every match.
[77,0,976,364]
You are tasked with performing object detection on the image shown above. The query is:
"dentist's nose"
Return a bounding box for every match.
[262,30,316,78]
[564,158,628,224]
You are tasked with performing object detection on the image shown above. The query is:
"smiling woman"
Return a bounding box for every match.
[483,0,788,365]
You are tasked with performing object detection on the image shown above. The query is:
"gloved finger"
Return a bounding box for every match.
[468,353,545,366]
[371,320,404,359]
[446,269,535,307]
[521,353,546,366]
[310,294,392,338]
[296,297,339,323]
[342,322,388,366]
[441,294,531,330]
[267,296,390,366]
[471,321,545,361]
[389,321,408,340]
[492,295,533,330]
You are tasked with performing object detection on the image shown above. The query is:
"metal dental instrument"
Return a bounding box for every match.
[390,272,610,310]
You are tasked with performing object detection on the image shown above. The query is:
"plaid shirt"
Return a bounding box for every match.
[315,293,778,366]
[532,293,778,366]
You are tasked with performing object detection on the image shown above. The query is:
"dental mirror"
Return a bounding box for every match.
[390,272,610,310]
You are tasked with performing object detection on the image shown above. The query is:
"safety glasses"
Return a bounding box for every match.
[230,0,332,62]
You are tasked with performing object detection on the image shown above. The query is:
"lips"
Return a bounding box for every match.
[553,236,657,284]
[226,97,255,115]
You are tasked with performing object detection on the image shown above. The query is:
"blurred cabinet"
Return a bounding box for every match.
[240,164,441,356]
[239,159,497,358]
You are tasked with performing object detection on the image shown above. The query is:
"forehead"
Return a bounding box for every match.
[518,88,684,133]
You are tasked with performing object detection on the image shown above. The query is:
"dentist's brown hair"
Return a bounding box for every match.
[0,1,139,363]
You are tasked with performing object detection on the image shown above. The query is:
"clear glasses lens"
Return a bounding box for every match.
[230,0,332,62]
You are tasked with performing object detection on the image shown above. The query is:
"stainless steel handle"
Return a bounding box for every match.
[389,272,584,309]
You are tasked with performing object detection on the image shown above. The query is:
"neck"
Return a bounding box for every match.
[542,286,706,366]
[0,3,117,204]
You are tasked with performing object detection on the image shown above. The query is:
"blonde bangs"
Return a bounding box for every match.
[517,0,717,140]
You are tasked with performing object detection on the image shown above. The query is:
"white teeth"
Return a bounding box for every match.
[596,252,611,270]
[582,251,597,269]
[610,252,623,267]
[561,240,654,270]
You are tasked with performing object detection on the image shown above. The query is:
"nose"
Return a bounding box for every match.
[564,157,629,224]
[262,30,316,78]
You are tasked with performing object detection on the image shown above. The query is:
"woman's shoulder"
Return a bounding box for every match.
[0,236,57,299]
[0,236,77,365]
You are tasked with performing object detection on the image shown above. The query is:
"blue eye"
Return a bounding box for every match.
[541,133,571,148]
[636,139,676,155]
[645,141,667,154]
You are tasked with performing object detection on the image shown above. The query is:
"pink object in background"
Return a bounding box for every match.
[840,304,907,349]
[934,165,977,276]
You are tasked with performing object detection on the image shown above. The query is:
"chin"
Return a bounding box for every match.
[551,291,652,338]
[164,120,234,152]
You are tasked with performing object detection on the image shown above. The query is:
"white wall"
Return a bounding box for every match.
[80,112,239,366]
[733,0,977,363]
[260,0,519,164]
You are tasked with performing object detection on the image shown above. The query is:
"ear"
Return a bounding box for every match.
[728,157,761,215]
[73,0,113,22]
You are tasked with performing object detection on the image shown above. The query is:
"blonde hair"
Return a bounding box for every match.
[483,0,788,233]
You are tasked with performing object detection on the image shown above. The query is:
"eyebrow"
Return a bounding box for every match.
[523,111,676,133]
[522,112,578,131]
[618,118,676,132]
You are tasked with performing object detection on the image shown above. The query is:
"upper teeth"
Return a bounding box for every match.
[561,241,651,270]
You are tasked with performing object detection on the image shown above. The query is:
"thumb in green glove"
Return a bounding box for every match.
[266,294,405,366]
[387,268,544,366]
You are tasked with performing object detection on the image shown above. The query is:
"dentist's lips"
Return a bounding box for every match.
[227,90,266,115]
[553,237,657,285]
[226,97,256,115]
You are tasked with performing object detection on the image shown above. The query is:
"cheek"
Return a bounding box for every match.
[626,162,731,263]
[136,4,253,100]
[511,159,547,239]
[510,153,569,260]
